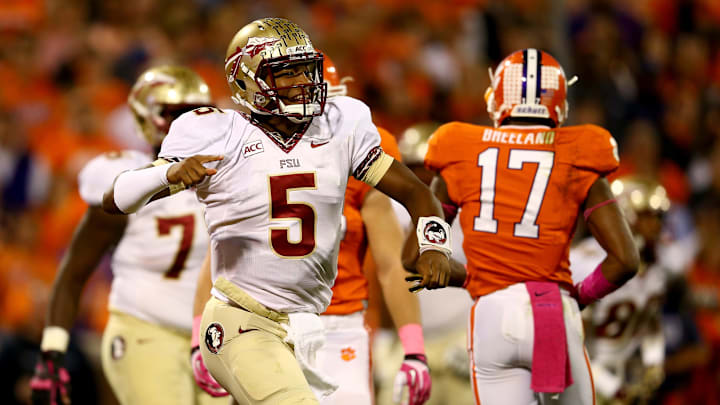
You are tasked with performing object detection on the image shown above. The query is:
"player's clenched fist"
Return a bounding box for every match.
[167,155,224,187]
[409,216,453,290]
[414,250,451,290]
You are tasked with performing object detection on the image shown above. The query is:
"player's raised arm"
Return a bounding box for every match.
[576,177,640,306]
[102,155,223,214]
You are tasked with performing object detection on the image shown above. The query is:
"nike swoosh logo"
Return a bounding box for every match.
[311,141,329,148]
[534,291,550,297]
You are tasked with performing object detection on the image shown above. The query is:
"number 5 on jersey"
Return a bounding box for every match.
[268,173,317,258]
[474,148,554,238]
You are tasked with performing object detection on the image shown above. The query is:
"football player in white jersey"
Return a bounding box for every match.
[570,177,671,404]
[30,66,228,405]
[101,18,453,405]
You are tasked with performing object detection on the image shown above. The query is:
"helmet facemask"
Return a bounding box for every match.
[228,51,327,124]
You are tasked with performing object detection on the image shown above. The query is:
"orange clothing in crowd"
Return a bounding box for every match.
[688,261,720,345]
[323,127,402,315]
[426,123,619,298]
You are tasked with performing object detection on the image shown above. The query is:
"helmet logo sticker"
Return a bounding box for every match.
[242,37,281,58]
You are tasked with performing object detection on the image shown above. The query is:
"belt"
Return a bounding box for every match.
[214,277,288,323]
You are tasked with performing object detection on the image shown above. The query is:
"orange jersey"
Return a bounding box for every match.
[324,127,401,315]
[425,123,619,299]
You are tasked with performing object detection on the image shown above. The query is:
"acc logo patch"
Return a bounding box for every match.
[205,323,225,354]
[423,221,447,244]
[110,336,126,360]
[243,139,264,158]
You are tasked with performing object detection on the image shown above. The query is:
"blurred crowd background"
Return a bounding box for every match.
[1,0,719,404]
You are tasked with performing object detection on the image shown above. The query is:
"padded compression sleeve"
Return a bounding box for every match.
[113,164,171,214]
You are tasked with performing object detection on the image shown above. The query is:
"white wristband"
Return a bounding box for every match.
[113,163,172,214]
[40,326,70,352]
[416,216,452,258]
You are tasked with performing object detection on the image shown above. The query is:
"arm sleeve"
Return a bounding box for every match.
[158,109,231,170]
[349,103,390,185]
[573,125,620,175]
[78,151,151,206]
[354,126,403,201]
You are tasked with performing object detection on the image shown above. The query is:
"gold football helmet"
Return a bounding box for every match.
[610,177,670,225]
[398,122,441,166]
[128,65,211,147]
[224,18,326,123]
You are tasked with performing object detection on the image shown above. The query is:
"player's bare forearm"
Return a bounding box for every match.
[362,189,421,327]
[47,206,127,329]
[194,245,213,317]
[584,177,640,285]
[374,160,444,270]
[374,160,444,223]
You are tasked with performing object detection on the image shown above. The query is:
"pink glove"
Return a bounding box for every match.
[31,351,71,405]
[191,315,228,397]
[392,354,431,405]
[191,347,228,397]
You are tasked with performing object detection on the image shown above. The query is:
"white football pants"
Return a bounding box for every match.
[468,284,595,405]
[318,312,372,405]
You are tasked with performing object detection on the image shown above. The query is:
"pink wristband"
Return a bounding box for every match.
[398,323,425,355]
[576,264,619,306]
[191,315,202,348]
[583,198,617,221]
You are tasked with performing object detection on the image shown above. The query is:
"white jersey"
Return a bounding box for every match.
[159,97,385,314]
[79,150,209,332]
[569,238,666,397]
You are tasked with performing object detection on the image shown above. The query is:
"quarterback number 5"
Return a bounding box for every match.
[474,149,554,238]
[268,173,317,258]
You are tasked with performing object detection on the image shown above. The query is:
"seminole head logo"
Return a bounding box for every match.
[205,323,225,354]
[242,37,281,58]
[423,221,447,245]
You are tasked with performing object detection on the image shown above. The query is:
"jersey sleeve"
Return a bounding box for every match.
[158,107,231,165]
[572,125,620,175]
[354,127,402,203]
[78,151,152,206]
[348,100,390,185]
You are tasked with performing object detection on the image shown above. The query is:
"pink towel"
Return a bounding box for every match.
[525,281,573,393]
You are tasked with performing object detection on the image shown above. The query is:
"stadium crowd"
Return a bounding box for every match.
[1,0,719,404]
